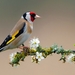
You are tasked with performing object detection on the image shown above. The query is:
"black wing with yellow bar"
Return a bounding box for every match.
[0,23,26,48]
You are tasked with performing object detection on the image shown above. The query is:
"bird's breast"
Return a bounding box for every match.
[27,24,33,34]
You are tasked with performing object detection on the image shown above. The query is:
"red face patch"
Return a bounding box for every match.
[30,12,36,22]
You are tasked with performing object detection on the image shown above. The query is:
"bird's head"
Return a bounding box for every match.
[22,11,40,23]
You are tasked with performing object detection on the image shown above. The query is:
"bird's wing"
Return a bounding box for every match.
[0,19,27,48]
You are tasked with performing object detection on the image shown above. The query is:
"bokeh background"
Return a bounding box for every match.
[0,0,75,75]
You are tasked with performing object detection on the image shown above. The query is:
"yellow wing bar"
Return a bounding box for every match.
[6,30,19,44]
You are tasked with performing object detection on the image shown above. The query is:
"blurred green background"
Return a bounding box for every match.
[0,0,75,75]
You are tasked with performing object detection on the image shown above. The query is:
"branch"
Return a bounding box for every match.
[9,38,75,67]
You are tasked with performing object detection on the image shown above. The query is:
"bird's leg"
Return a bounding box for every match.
[19,44,24,50]
[18,44,24,50]
[22,44,24,46]
[18,44,29,61]
[19,44,29,50]
[22,44,29,49]
[19,44,30,56]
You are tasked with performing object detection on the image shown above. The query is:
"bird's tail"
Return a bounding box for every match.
[0,45,5,52]
[0,47,4,52]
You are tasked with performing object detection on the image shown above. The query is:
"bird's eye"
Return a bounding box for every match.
[31,14,36,18]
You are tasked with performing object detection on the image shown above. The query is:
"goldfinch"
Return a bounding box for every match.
[0,11,40,52]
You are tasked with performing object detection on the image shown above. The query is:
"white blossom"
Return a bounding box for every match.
[67,53,75,62]
[29,38,40,49]
[31,56,36,62]
[36,52,44,62]
[9,52,17,62]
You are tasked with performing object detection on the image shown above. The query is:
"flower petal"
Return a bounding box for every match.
[38,58,41,61]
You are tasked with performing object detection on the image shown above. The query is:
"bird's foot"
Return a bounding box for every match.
[22,46,30,55]
[19,45,29,50]
[19,44,30,55]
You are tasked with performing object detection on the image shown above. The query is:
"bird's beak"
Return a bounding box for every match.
[35,15,41,18]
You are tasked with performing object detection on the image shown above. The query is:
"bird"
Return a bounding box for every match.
[0,11,40,52]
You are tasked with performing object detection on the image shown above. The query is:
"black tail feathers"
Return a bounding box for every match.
[0,46,4,52]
